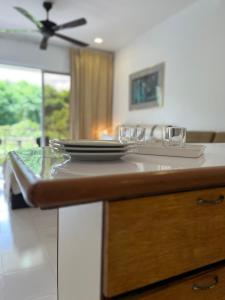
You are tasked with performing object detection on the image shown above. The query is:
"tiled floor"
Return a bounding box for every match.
[0,168,57,300]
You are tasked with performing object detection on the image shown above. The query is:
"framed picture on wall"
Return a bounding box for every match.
[129,62,165,110]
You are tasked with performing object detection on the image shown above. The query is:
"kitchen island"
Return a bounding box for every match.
[9,144,225,299]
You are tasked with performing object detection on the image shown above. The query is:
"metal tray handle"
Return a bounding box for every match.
[192,275,218,290]
[197,195,224,205]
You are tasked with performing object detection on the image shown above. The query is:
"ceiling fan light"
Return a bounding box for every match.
[94,37,103,44]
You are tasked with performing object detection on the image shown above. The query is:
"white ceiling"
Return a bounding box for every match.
[0,0,198,51]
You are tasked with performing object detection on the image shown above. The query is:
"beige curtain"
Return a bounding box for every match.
[70,48,113,139]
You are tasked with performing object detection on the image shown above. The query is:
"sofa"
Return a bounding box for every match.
[186,131,225,143]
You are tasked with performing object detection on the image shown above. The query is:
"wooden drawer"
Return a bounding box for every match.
[120,264,225,300]
[103,187,225,297]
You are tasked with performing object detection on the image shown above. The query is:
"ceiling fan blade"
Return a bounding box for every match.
[40,37,49,50]
[14,7,43,29]
[0,29,36,33]
[54,18,87,31]
[54,33,89,47]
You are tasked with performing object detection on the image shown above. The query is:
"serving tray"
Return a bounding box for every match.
[132,143,205,158]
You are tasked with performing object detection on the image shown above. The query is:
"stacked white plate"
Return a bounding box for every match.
[50,139,128,161]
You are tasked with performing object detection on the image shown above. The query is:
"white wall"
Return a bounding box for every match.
[113,0,225,131]
[0,37,70,73]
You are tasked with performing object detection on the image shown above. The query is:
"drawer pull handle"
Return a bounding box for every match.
[192,276,218,291]
[197,195,224,205]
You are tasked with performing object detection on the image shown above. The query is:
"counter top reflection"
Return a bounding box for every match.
[9,144,225,209]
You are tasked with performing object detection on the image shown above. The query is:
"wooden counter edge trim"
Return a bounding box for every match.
[9,151,38,207]
[28,166,225,209]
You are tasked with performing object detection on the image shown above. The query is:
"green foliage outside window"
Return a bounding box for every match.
[0,80,70,164]
[0,80,41,125]
[44,85,70,140]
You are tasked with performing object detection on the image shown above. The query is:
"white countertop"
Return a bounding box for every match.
[51,143,225,179]
[10,143,225,208]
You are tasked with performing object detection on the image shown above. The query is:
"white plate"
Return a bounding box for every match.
[51,145,127,152]
[69,152,126,161]
[66,150,126,154]
[51,139,124,148]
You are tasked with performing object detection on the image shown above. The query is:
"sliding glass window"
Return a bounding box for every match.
[42,72,71,141]
[0,65,42,164]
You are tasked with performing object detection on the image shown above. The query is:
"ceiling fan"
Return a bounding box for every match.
[0,1,89,50]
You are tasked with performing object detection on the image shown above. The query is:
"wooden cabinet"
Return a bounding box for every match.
[120,265,225,300]
[103,187,225,297]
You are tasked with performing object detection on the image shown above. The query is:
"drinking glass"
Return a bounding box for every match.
[163,126,186,147]
[118,126,131,144]
[129,126,138,142]
[135,126,146,143]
